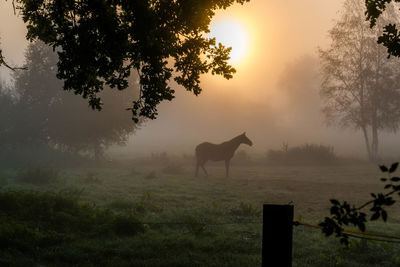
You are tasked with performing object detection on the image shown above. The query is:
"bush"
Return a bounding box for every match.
[267,143,338,165]
[15,167,59,185]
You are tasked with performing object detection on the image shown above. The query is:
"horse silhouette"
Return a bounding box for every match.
[195,132,253,177]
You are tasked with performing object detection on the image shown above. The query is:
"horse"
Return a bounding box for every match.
[195,132,253,177]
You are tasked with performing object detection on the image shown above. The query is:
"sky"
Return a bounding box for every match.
[2,0,400,159]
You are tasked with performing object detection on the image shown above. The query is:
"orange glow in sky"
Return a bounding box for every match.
[209,18,249,64]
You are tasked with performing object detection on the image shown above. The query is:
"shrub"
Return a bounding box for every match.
[267,143,337,165]
[15,167,59,185]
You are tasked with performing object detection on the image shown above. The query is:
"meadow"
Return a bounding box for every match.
[1,158,400,266]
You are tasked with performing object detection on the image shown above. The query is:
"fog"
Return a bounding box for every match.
[1,0,400,160]
[3,2,400,265]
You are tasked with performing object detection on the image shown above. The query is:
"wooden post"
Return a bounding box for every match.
[262,204,294,267]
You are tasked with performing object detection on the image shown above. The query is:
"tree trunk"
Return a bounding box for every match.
[371,123,379,162]
[361,125,372,161]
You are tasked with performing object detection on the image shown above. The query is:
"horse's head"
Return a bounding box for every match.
[240,132,253,146]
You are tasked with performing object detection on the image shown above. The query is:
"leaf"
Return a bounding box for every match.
[390,177,400,182]
[370,193,376,198]
[380,178,387,182]
[380,165,388,172]
[359,222,365,232]
[330,199,340,205]
[389,162,399,173]
[382,210,388,221]
[384,184,391,189]
[371,212,380,221]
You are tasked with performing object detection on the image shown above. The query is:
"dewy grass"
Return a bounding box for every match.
[1,164,400,266]
[15,167,59,185]
[0,191,144,266]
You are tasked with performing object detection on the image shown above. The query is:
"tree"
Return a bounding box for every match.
[319,0,400,161]
[10,41,139,159]
[0,0,248,122]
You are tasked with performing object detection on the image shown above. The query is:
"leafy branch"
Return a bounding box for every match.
[319,162,400,245]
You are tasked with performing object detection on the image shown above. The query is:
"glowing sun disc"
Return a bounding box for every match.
[209,19,248,63]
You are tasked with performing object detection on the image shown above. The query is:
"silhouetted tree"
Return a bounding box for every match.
[11,41,139,160]
[1,0,248,122]
[319,0,400,161]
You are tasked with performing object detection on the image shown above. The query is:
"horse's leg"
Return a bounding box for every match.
[225,159,230,178]
[195,161,199,177]
[200,161,208,176]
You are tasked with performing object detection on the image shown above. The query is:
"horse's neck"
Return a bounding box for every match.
[226,137,242,151]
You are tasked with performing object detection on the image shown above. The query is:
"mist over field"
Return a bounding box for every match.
[4,0,396,160]
[1,0,400,266]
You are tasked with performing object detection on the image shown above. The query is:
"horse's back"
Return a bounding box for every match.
[195,142,215,154]
[195,142,228,161]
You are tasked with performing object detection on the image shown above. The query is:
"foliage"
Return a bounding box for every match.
[4,0,249,122]
[320,162,400,245]
[267,143,337,165]
[15,167,59,185]
[320,0,400,161]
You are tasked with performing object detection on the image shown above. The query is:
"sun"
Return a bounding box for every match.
[209,18,249,64]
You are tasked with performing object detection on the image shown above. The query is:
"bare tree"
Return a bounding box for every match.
[319,0,400,161]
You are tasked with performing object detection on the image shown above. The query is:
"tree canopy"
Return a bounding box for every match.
[1,0,248,122]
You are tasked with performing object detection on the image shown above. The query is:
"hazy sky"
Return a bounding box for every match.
[2,0,400,159]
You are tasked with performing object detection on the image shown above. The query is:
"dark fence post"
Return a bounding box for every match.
[262,204,294,267]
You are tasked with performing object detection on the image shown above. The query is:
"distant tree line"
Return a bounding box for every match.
[0,41,139,164]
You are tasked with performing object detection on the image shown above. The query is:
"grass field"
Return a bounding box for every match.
[1,160,400,266]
